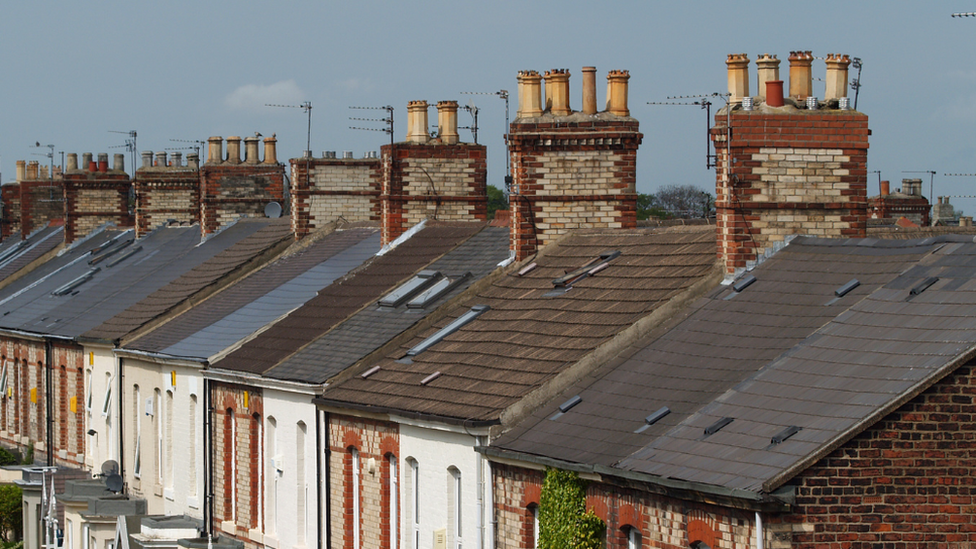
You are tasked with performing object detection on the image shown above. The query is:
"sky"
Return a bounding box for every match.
[2,1,976,209]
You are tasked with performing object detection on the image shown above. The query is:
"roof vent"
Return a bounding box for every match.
[634,406,671,434]
[835,278,860,297]
[88,240,133,265]
[420,371,442,385]
[105,245,143,268]
[704,417,733,436]
[909,276,939,298]
[402,305,490,358]
[552,250,621,287]
[360,366,381,379]
[517,262,537,277]
[549,395,582,420]
[770,425,801,445]
[732,275,756,293]
[52,268,100,296]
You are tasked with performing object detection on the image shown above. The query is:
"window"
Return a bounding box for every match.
[133,385,141,478]
[407,458,419,549]
[402,305,490,360]
[189,395,197,497]
[267,417,278,536]
[530,505,539,549]
[627,526,642,549]
[101,374,112,416]
[155,389,162,485]
[448,467,462,549]
[85,370,92,414]
[297,421,307,545]
[389,456,398,549]
[229,409,237,521]
[379,271,440,308]
[165,390,173,490]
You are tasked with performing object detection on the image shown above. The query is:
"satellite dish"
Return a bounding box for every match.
[105,473,123,493]
[264,202,282,219]
[100,460,119,477]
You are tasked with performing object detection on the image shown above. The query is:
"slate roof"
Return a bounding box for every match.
[0,219,279,339]
[83,217,295,344]
[491,234,976,495]
[0,225,63,284]
[122,227,381,360]
[263,225,510,384]
[214,222,488,376]
[317,225,719,423]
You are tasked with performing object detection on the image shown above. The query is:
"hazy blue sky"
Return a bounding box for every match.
[2,1,975,206]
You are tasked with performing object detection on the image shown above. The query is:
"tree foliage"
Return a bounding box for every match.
[0,485,22,542]
[538,468,606,549]
[487,185,508,220]
[636,194,667,221]
[653,184,714,219]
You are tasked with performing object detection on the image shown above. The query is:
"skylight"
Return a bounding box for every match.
[379,271,441,308]
[89,240,132,265]
[105,245,143,268]
[406,273,471,309]
[401,305,490,359]
[552,251,621,288]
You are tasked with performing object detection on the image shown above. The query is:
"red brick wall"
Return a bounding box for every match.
[869,195,931,226]
[134,168,201,237]
[290,157,382,238]
[378,143,487,245]
[767,361,976,548]
[212,381,264,549]
[62,172,134,243]
[507,119,641,260]
[200,165,285,235]
[711,110,869,275]
[492,463,757,549]
[0,337,84,467]
[329,413,399,549]
[18,180,64,237]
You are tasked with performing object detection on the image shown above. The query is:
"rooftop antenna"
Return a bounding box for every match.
[268,101,312,197]
[952,11,976,17]
[902,170,936,200]
[459,99,480,144]
[648,92,730,170]
[108,130,137,176]
[462,90,510,190]
[30,142,59,201]
[849,57,863,110]
[869,170,882,195]
[349,105,394,146]
[168,138,206,161]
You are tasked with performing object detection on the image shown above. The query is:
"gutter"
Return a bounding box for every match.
[478,445,791,513]
[312,396,500,429]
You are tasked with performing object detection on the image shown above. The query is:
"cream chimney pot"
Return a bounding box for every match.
[789,51,814,100]
[406,101,429,144]
[16,160,26,182]
[114,153,125,172]
[244,136,260,164]
[755,54,781,102]
[517,71,543,118]
[207,137,223,164]
[226,136,242,164]
[606,70,631,116]
[437,101,459,145]
[582,66,597,115]
[726,53,750,104]
[547,69,572,116]
[824,53,852,101]
[263,134,278,164]
[66,154,78,173]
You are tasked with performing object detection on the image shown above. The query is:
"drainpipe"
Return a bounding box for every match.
[755,511,764,549]
[476,436,484,549]
[117,356,125,486]
[315,408,323,549]
[322,411,331,549]
[44,340,53,466]
[204,376,214,540]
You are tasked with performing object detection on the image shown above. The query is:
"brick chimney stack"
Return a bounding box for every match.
[509,67,641,260]
[789,51,814,100]
[712,50,868,277]
[726,54,750,104]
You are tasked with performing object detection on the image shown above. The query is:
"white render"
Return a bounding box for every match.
[83,343,118,474]
[115,352,205,518]
[397,419,492,549]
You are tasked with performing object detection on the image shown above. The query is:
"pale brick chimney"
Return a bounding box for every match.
[15,161,25,182]
[517,70,543,118]
[155,152,167,168]
[789,51,814,100]
[606,70,631,116]
[726,53,750,104]
[582,66,597,115]
[208,137,223,164]
[406,101,429,144]
[437,101,459,145]
[26,161,38,180]
[114,154,125,172]
[756,54,780,102]
[824,54,851,101]
[66,154,78,172]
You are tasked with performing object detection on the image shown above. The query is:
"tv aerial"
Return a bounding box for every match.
[462,90,510,189]
[109,130,137,175]
[267,101,312,158]
[902,170,936,200]
[349,105,394,146]
[459,99,480,144]
[168,138,206,161]
[648,92,730,170]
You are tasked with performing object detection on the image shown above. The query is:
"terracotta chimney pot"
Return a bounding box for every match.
[606,70,631,116]
[581,66,597,115]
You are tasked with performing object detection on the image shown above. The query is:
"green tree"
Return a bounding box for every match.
[0,485,22,542]
[487,185,508,219]
[636,193,667,221]
[654,184,714,219]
